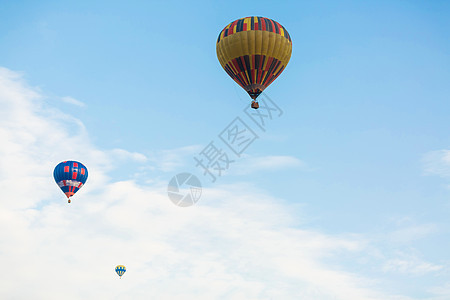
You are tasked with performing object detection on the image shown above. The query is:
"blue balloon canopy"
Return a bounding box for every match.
[53,161,88,203]
[115,265,126,278]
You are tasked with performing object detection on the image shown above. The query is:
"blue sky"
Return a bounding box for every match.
[1,0,450,299]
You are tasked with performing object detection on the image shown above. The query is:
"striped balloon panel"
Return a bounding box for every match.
[216,16,292,99]
[217,16,291,43]
[223,55,285,99]
[53,161,88,198]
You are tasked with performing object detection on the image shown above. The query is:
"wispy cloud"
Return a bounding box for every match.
[388,223,438,244]
[383,253,443,275]
[0,66,442,300]
[109,148,148,162]
[147,145,202,172]
[229,155,306,175]
[423,150,450,178]
[61,96,86,107]
[428,282,450,300]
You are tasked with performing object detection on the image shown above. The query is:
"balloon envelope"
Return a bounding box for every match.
[216,16,292,100]
[53,161,88,201]
[115,265,126,277]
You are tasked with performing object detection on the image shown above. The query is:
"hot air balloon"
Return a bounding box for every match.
[216,16,292,109]
[115,265,126,278]
[53,161,88,203]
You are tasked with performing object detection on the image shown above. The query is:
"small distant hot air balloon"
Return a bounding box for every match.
[216,16,292,109]
[53,161,88,203]
[115,265,126,278]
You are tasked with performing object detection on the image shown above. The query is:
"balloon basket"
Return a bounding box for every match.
[251,101,259,109]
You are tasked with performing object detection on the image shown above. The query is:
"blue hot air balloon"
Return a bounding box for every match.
[53,161,88,203]
[115,265,126,278]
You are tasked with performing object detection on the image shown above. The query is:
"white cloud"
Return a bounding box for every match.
[61,96,86,107]
[147,145,202,172]
[423,150,450,178]
[428,282,450,300]
[109,148,148,162]
[229,155,305,175]
[388,223,438,244]
[0,66,436,300]
[382,251,443,275]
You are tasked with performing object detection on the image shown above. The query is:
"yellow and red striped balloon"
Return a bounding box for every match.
[216,16,292,101]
